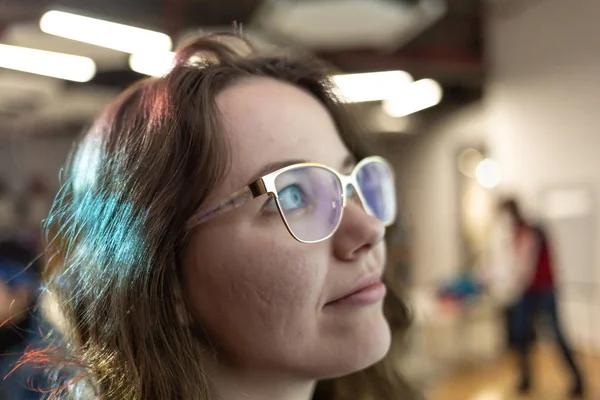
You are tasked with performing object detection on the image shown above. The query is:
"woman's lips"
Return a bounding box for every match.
[326,281,387,306]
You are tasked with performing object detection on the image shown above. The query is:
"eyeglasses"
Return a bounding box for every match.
[185,156,397,243]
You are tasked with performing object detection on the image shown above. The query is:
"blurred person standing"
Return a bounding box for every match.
[498,198,584,397]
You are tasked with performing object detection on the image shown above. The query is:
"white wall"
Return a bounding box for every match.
[487,0,600,205]
[390,104,486,285]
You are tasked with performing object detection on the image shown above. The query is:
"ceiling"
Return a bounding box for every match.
[0,0,484,136]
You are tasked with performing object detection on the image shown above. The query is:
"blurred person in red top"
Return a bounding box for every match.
[499,198,584,397]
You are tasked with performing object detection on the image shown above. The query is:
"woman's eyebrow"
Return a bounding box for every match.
[341,154,356,171]
[247,159,307,184]
[247,154,356,185]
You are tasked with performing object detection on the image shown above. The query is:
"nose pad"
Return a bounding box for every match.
[345,183,376,219]
[346,184,355,198]
[345,183,364,208]
[334,183,386,260]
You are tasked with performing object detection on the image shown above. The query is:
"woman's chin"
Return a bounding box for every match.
[348,315,392,372]
[317,313,392,379]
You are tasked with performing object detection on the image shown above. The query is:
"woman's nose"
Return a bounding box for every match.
[332,190,385,262]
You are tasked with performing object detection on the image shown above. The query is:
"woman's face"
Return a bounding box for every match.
[182,77,391,379]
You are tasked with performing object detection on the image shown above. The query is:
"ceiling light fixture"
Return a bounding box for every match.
[332,70,413,103]
[475,159,502,189]
[129,51,175,77]
[382,78,443,117]
[0,43,96,82]
[40,10,172,54]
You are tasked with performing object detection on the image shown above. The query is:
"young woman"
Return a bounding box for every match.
[38,33,417,400]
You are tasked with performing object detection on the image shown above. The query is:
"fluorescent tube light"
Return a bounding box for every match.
[40,10,172,54]
[382,78,443,117]
[129,51,175,77]
[332,70,413,102]
[0,44,96,82]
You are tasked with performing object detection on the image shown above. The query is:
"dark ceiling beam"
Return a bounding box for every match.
[163,0,188,35]
[317,48,483,85]
[487,0,548,19]
[314,8,484,86]
[0,4,44,24]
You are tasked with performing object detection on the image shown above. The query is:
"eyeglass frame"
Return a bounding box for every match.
[185,155,396,244]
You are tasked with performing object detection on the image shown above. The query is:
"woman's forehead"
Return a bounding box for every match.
[215,77,351,192]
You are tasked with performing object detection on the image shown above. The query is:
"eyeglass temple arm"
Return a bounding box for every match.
[185,182,264,230]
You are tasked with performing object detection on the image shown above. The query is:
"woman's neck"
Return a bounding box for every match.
[209,363,316,400]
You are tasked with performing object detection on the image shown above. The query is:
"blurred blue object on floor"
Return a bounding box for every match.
[438,272,483,301]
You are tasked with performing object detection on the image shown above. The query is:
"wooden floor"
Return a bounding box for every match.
[427,343,599,400]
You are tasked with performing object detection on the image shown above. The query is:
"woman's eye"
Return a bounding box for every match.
[264,184,309,212]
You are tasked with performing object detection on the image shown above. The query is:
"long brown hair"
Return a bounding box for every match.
[37,33,417,399]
